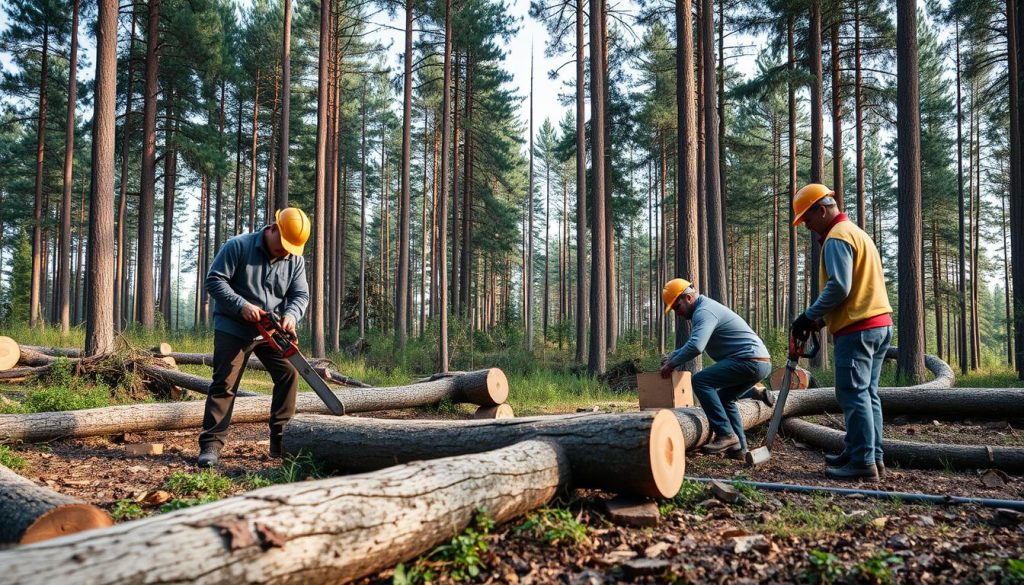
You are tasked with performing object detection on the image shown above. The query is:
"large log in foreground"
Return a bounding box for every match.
[782,418,1024,473]
[0,440,568,585]
[0,370,511,443]
[285,409,686,498]
[0,464,113,545]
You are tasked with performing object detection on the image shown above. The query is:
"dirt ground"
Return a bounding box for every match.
[8,417,1024,584]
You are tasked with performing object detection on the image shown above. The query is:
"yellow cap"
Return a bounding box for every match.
[661,278,693,315]
[792,183,835,226]
[275,208,311,256]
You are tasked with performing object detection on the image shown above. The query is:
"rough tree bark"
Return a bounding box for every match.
[574,0,588,363]
[136,0,159,329]
[57,0,80,334]
[675,0,700,372]
[588,0,608,375]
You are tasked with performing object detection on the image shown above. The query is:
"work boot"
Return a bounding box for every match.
[269,435,283,459]
[725,447,747,461]
[876,460,886,479]
[824,451,849,467]
[197,444,221,468]
[701,434,741,455]
[825,462,879,482]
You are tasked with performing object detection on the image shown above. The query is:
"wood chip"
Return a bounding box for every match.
[125,443,164,456]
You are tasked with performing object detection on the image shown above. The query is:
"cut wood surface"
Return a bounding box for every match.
[0,370,513,443]
[0,464,112,545]
[0,440,568,585]
[473,403,514,419]
[782,418,1024,473]
[0,337,19,371]
[768,365,814,390]
[285,409,685,498]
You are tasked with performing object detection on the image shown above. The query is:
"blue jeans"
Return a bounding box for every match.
[833,326,892,465]
[692,358,773,450]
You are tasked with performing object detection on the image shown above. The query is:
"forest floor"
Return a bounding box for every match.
[6,410,1024,584]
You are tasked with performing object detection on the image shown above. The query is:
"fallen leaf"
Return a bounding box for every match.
[255,522,287,549]
[216,520,255,551]
[870,516,889,529]
[720,527,748,539]
[644,542,672,558]
[138,490,172,507]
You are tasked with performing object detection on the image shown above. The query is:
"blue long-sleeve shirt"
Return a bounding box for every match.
[206,228,309,339]
[668,295,770,367]
[804,239,853,321]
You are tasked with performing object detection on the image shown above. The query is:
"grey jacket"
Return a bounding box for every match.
[206,228,309,339]
[669,295,770,367]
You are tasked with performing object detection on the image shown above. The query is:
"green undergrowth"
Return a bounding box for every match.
[0,444,27,470]
[515,506,589,547]
[758,493,891,539]
[393,509,495,584]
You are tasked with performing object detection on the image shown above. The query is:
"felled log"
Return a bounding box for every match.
[284,409,685,498]
[782,418,1024,473]
[0,440,568,584]
[0,464,112,545]
[18,346,82,358]
[0,370,514,443]
[136,363,258,398]
[0,366,51,382]
[0,337,19,371]
[16,348,77,368]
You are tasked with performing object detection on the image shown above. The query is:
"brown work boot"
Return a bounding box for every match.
[269,435,283,459]
[197,444,221,468]
[701,434,741,455]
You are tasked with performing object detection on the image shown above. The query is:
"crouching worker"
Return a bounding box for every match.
[660,278,772,458]
[197,208,312,468]
[791,183,892,482]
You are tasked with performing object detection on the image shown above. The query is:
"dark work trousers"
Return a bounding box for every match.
[198,330,299,450]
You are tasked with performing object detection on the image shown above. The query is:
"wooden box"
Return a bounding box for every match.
[636,371,693,409]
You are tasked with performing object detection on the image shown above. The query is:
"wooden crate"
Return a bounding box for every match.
[636,371,693,409]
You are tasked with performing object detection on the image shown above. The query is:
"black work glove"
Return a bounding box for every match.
[791,313,816,340]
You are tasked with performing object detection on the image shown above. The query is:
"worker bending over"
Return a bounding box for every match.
[792,183,892,482]
[197,208,312,468]
[660,278,772,458]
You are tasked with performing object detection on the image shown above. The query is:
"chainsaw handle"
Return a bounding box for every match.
[263,311,298,341]
[790,329,820,360]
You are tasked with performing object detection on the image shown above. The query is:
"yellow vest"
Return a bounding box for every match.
[819,220,892,333]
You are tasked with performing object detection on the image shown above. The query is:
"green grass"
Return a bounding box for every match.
[0,444,27,470]
[110,499,147,521]
[758,493,881,539]
[245,452,325,487]
[515,506,589,547]
[165,469,235,498]
[659,479,709,515]
[394,509,495,584]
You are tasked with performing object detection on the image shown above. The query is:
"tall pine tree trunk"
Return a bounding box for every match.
[359,86,368,342]
[58,0,80,333]
[115,9,138,331]
[895,0,926,383]
[854,0,866,227]
[159,100,176,328]
[675,0,700,371]
[788,16,798,323]
[527,57,534,349]
[137,0,160,329]
[86,0,118,356]
[249,70,261,232]
[277,0,292,210]
[588,0,607,374]
[955,19,968,375]
[809,0,828,369]
[311,0,330,357]
[574,0,588,363]
[1011,0,1024,380]
[395,0,414,348]
[702,0,726,302]
[830,15,844,211]
[30,22,50,328]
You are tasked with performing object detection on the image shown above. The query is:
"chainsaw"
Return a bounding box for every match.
[745,328,819,466]
[256,311,345,416]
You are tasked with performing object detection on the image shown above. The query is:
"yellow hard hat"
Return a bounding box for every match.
[792,183,835,226]
[661,278,693,315]
[275,207,311,256]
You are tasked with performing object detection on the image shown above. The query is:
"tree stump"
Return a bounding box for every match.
[473,404,514,419]
[0,464,112,545]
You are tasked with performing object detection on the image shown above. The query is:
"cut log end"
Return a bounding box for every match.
[486,368,509,405]
[150,343,173,357]
[769,366,812,390]
[473,404,515,419]
[20,504,113,544]
[648,409,686,498]
[0,337,20,372]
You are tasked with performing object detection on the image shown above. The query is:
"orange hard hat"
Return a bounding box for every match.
[661,278,693,315]
[275,207,311,256]
[792,183,835,226]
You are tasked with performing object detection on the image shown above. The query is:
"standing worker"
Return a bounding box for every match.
[197,208,312,468]
[792,184,892,481]
[660,278,773,458]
